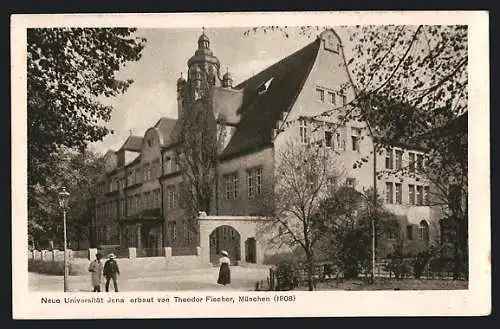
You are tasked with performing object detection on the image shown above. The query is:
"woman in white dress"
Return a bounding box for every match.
[217,250,231,285]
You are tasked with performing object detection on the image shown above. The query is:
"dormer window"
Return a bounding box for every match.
[257,77,274,95]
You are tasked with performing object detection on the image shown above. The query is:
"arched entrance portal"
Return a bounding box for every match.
[209,225,241,265]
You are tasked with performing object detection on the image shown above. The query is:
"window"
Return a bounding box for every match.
[395,183,402,204]
[351,127,361,152]
[147,138,153,147]
[424,186,430,206]
[409,184,415,205]
[385,149,393,169]
[385,182,393,204]
[169,221,177,244]
[183,221,189,244]
[418,220,429,242]
[154,189,160,208]
[387,225,398,240]
[247,167,263,198]
[346,178,355,188]
[166,185,177,209]
[335,132,343,150]
[341,93,347,105]
[395,150,403,170]
[406,225,414,240]
[328,91,336,105]
[416,154,424,172]
[163,154,171,175]
[143,164,150,182]
[409,153,415,172]
[299,119,309,144]
[325,131,333,147]
[316,88,325,102]
[416,185,423,206]
[135,168,141,184]
[224,172,239,200]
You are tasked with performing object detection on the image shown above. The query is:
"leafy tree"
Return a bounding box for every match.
[27,28,146,187]
[315,186,397,279]
[28,148,105,249]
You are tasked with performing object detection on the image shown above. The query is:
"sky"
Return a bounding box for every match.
[89,27,351,155]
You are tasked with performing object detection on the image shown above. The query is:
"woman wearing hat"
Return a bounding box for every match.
[217,250,231,286]
[103,253,120,292]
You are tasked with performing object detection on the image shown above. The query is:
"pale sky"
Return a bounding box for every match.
[89,27,350,155]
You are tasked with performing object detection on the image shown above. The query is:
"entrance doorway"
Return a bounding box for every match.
[209,225,240,265]
[245,237,257,263]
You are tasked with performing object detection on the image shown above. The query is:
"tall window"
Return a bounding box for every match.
[167,185,178,209]
[316,88,325,102]
[424,186,430,205]
[406,225,414,240]
[169,221,177,244]
[418,220,429,242]
[143,163,150,182]
[183,221,189,244]
[387,222,399,240]
[385,182,393,204]
[247,167,263,198]
[135,168,141,184]
[395,150,403,170]
[395,183,402,204]
[409,153,415,172]
[163,154,171,175]
[335,132,343,150]
[325,130,333,147]
[224,172,239,200]
[299,119,309,144]
[416,185,423,206]
[385,149,393,169]
[416,154,424,172]
[351,127,361,152]
[328,91,336,105]
[409,184,415,205]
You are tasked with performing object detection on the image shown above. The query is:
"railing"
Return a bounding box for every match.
[136,247,162,258]
[171,246,197,256]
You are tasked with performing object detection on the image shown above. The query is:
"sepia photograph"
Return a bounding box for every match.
[12,11,490,318]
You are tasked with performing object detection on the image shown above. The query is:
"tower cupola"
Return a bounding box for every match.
[222,69,233,88]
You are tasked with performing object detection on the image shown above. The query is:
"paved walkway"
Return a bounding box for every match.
[29,265,270,292]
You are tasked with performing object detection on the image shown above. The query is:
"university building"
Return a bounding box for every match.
[89,29,446,263]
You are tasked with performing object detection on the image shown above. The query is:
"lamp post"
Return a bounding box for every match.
[58,187,70,292]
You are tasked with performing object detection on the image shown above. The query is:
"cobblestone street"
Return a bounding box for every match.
[29,265,270,292]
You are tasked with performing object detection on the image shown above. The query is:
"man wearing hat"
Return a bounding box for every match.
[103,253,120,292]
[88,253,104,292]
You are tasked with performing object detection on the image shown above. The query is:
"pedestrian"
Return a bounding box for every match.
[88,253,104,292]
[217,250,231,286]
[103,253,120,292]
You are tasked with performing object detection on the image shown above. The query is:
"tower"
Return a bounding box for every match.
[187,28,221,100]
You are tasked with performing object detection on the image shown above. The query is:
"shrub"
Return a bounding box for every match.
[274,260,300,291]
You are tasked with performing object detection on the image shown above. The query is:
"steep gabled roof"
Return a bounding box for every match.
[119,135,143,152]
[154,117,178,146]
[220,38,321,158]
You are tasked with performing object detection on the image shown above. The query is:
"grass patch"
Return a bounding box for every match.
[293,278,468,291]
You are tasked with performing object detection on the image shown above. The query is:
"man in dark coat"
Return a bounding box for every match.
[103,253,120,292]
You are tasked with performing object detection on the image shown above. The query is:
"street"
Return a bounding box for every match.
[29,265,270,292]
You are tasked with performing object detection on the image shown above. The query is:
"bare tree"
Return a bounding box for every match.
[260,140,344,291]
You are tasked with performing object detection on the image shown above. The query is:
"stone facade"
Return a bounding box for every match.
[90,28,445,262]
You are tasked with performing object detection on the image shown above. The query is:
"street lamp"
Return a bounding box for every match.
[58,187,70,292]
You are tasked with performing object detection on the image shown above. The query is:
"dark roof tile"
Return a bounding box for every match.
[220,38,321,158]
